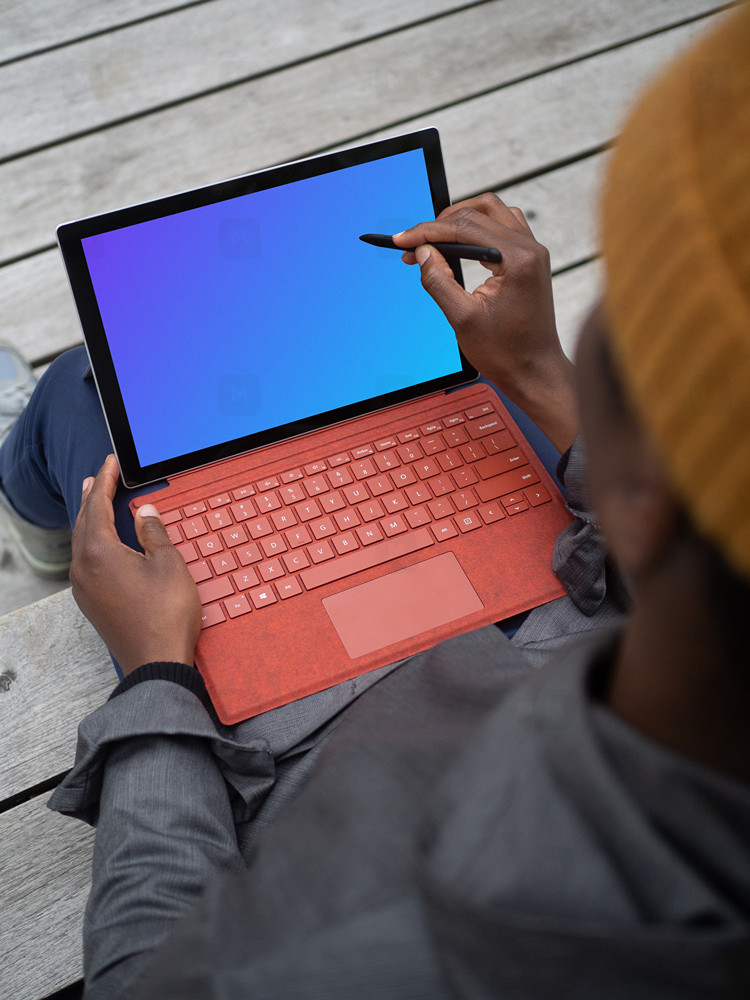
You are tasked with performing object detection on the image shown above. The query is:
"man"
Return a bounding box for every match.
[2,6,749,996]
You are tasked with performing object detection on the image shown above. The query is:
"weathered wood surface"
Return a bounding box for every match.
[0,589,112,800]
[0,2,728,996]
[0,795,94,1000]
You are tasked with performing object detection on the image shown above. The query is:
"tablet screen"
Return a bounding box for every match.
[58,130,476,486]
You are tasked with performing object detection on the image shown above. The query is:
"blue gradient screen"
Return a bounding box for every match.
[81,149,463,468]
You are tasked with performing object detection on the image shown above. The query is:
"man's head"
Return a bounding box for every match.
[587,4,750,589]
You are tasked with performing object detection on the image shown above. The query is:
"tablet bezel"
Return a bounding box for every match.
[57,128,478,488]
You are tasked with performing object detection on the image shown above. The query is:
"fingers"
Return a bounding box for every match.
[410,245,472,325]
[74,454,120,548]
[134,503,176,557]
[394,193,529,257]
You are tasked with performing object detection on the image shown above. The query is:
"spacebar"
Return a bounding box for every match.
[300,528,434,591]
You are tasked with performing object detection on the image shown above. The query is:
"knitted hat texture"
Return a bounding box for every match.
[601,4,750,579]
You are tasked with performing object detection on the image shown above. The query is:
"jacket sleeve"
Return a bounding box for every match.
[48,674,275,1000]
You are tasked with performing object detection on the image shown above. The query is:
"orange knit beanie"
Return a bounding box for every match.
[601,4,750,579]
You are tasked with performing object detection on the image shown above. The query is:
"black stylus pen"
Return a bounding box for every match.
[359,233,502,264]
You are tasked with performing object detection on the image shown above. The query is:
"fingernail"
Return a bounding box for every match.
[392,230,405,239]
[82,477,94,495]
[138,504,161,521]
[415,245,431,265]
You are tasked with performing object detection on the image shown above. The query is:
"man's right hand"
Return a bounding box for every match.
[394,193,578,453]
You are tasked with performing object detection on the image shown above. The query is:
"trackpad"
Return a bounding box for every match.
[322,552,484,659]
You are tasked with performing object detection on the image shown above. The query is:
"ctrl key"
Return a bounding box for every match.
[200,603,226,629]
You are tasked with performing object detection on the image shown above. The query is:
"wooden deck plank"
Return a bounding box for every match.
[0,794,93,1000]
[0,0,470,160]
[0,589,112,801]
[0,3,722,264]
[0,0,195,64]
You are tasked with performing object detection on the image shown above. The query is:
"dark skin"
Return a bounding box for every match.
[71,193,750,780]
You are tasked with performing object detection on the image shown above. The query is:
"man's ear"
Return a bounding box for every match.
[597,430,682,581]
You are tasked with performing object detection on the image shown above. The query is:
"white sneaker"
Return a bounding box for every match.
[0,344,72,579]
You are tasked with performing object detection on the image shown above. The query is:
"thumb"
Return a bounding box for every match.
[134,504,173,555]
[414,245,471,328]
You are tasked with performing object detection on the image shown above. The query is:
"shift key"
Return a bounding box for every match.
[197,576,234,604]
[475,466,540,502]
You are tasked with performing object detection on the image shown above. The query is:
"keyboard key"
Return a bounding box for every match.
[415,458,441,480]
[189,560,212,584]
[248,517,273,539]
[452,468,478,488]
[505,500,530,515]
[374,450,399,471]
[234,567,260,590]
[183,501,207,517]
[398,442,423,463]
[398,428,420,443]
[286,525,312,548]
[443,413,465,427]
[224,594,252,618]
[259,558,285,582]
[443,427,468,448]
[261,534,287,556]
[453,490,478,510]
[479,502,506,524]
[166,523,182,544]
[198,535,223,557]
[428,498,455,520]
[352,458,377,479]
[208,493,232,508]
[311,516,335,539]
[255,492,281,512]
[327,467,353,489]
[183,516,207,538]
[357,523,383,546]
[256,476,279,491]
[222,525,249,547]
[176,541,198,563]
[465,403,494,419]
[320,491,346,513]
[308,540,335,564]
[280,483,305,504]
[333,532,358,555]
[357,499,385,522]
[237,542,262,565]
[375,437,398,451]
[431,520,458,541]
[249,585,277,609]
[475,467,540,503]
[283,550,310,572]
[467,415,505,439]
[391,467,417,487]
[333,508,360,531]
[211,552,238,574]
[382,491,408,513]
[381,514,408,537]
[475,450,528,480]
[201,603,226,629]
[525,485,551,506]
[296,498,322,521]
[456,511,483,533]
[160,509,182,525]
[278,577,302,600]
[272,508,297,530]
[422,435,446,455]
[405,483,431,505]
[305,461,327,475]
[301,527,434,590]
[326,453,350,467]
[343,484,369,504]
[207,509,233,530]
[281,468,303,482]
[483,429,515,454]
[232,484,255,499]
[351,444,374,459]
[304,476,329,496]
[459,442,485,464]
[197,576,234,604]
[405,506,431,528]
[231,500,256,521]
[420,421,443,434]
